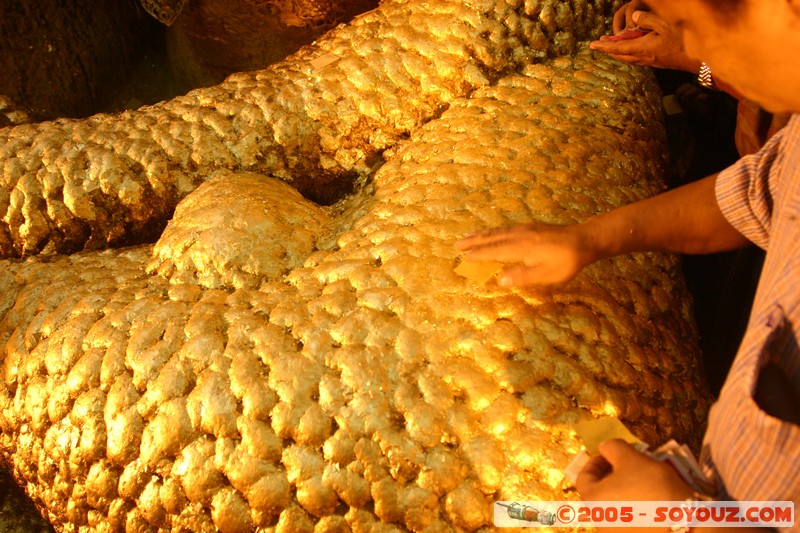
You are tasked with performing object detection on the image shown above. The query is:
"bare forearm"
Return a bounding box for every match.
[582,174,752,261]
[455,174,753,287]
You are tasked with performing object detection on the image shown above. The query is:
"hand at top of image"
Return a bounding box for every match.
[592,8,701,74]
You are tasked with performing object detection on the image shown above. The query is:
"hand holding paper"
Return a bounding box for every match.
[565,417,716,500]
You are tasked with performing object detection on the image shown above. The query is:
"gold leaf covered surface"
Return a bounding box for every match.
[0,0,620,258]
[0,43,710,531]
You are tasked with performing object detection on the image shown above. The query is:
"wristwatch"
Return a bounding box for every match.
[698,62,716,89]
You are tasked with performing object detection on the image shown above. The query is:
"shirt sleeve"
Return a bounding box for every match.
[715,117,796,250]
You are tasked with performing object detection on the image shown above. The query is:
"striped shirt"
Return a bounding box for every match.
[706,114,800,531]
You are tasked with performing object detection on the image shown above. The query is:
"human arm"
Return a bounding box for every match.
[455,173,752,287]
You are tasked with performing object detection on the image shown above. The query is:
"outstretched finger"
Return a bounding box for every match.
[461,240,529,264]
[498,263,571,287]
[456,223,544,251]
[454,227,515,251]
[454,236,494,252]
[590,35,649,53]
